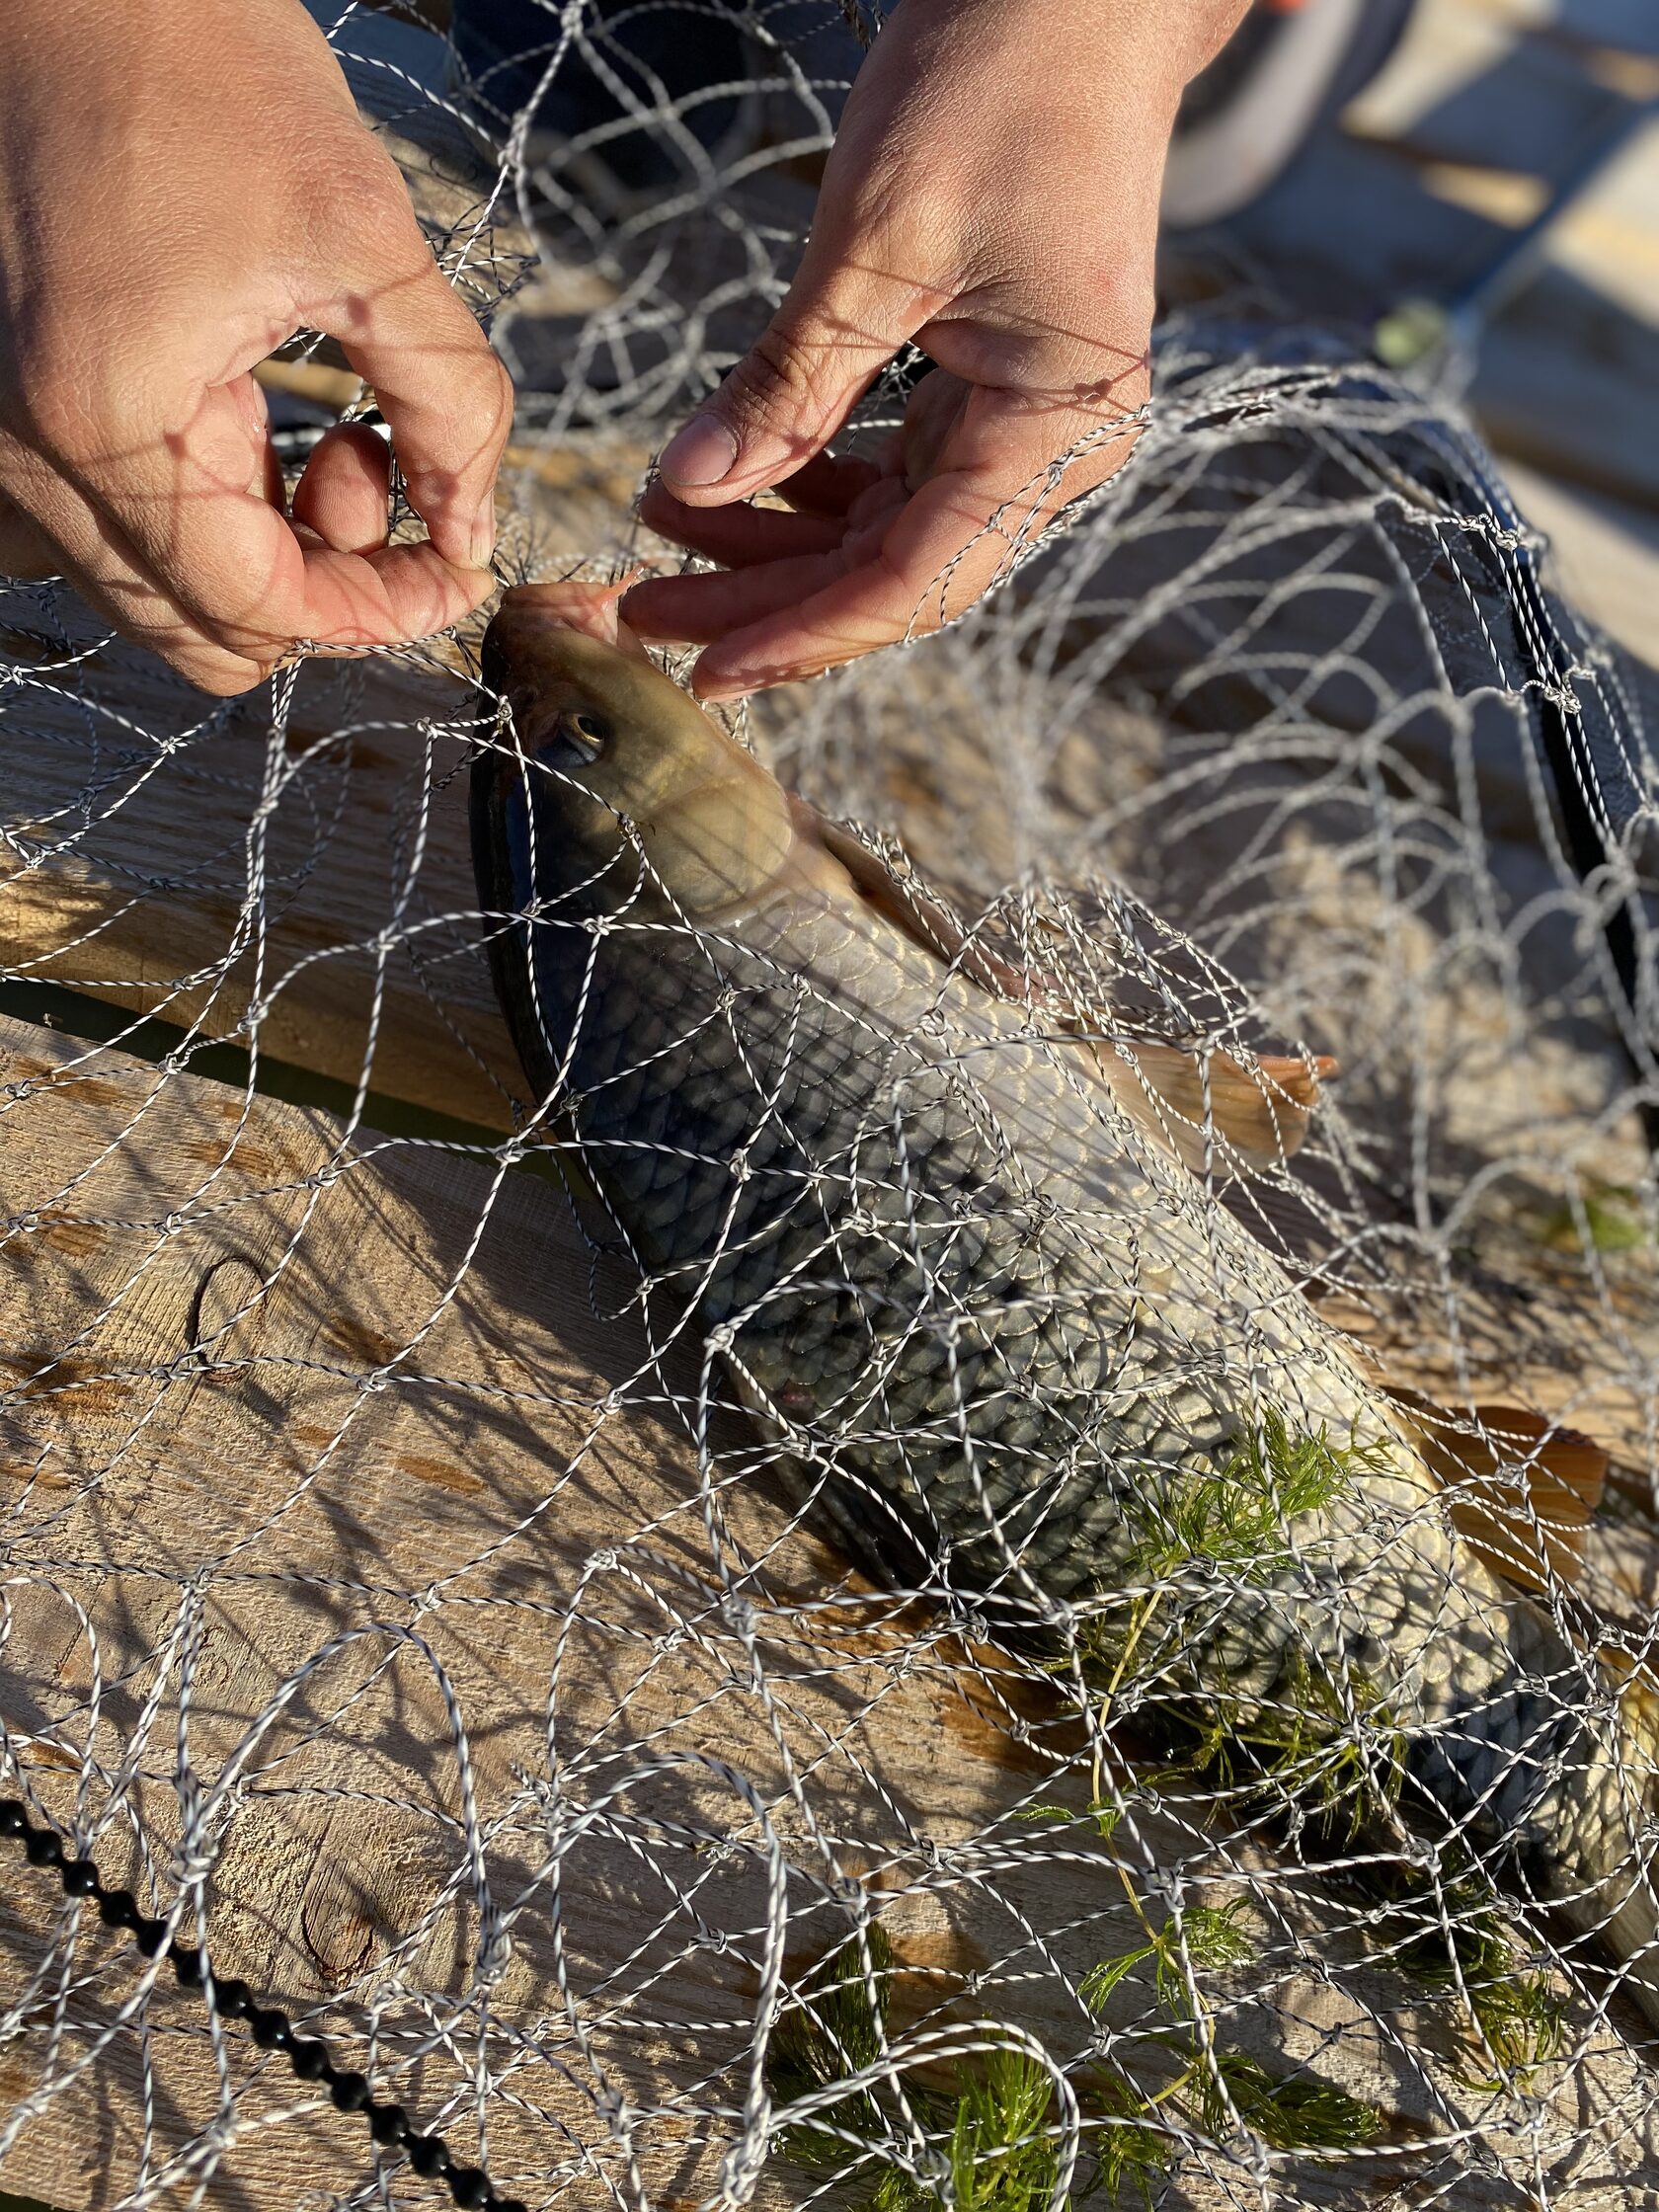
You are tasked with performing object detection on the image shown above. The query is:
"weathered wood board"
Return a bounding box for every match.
[2,0,1658,2202]
[0,1014,1055,2210]
[4,1018,1659,2211]
[1501,459,1659,666]
[0,620,522,1133]
[1217,0,1659,511]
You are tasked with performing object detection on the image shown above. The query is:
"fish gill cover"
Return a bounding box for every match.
[0,5,1656,2210]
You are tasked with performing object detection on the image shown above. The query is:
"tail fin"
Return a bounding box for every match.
[1567,1641,1659,2028]
[1396,1397,1659,2026]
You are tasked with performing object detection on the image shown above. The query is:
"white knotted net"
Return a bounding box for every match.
[1,5,1656,2209]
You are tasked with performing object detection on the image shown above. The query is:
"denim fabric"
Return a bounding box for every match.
[449,2,871,185]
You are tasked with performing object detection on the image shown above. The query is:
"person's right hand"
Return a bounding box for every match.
[623,0,1247,701]
[0,0,513,695]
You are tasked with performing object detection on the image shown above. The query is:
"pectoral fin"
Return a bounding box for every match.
[1094,1041,1340,1175]
[1390,1389,1608,1592]
[504,570,654,659]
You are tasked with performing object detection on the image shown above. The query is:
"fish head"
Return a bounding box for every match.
[477,584,797,919]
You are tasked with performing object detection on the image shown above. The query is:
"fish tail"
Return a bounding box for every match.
[1382,1393,1659,2017]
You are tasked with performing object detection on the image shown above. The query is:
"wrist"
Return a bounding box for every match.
[894,0,1251,91]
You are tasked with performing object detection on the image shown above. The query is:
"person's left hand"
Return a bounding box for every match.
[622,0,1247,700]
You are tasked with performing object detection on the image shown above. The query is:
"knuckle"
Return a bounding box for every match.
[339,212,423,294]
[5,332,167,467]
[321,113,407,203]
[730,324,830,420]
[310,130,425,275]
[483,351,514,434]
[441,346,514,462]
[7,351,115,459]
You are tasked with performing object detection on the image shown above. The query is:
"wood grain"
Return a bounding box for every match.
[0,1015,1057,2210]
[3,2,1659,2199]
[3,1022,1659,2208]
[0,628,527,1133]
[1212,0,1659,511]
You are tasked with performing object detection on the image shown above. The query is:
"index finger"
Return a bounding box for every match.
[683,392,1144,697]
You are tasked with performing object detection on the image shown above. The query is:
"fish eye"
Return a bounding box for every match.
[551,708,611,765]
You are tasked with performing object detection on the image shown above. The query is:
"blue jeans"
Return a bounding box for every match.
[449,1,869,183]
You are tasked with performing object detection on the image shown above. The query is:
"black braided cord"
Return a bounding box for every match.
[0,1797,527,2211]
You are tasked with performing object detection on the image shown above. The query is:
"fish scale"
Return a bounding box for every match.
[471,598,1659,2015]
[508,871,1593,1809]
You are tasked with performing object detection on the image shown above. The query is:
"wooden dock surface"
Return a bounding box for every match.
[1221,0,1659,634]
[0,1013,1085,2212]
[0,0,1656,2203]
[5,1018,1659,2210]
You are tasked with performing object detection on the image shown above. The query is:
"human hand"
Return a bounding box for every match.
[0,0,514,695]
[623,0,1248,700]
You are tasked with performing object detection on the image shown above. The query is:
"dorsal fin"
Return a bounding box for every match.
[811,814,1337,1176]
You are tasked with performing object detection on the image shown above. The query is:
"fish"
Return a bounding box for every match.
[470,579,1655,2020]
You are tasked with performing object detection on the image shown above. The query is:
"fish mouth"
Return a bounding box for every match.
[490,573,654,659]
[479,572,659,725]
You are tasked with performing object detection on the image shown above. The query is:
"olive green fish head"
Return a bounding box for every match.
[475,584,796,918]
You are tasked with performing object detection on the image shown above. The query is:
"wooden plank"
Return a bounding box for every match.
[1,8,1656,2202]
[0,385,645,1138]
[3,1017,1659,2209]
[1471,258,1659,508]
[1203,0,1659,509]
[0,1016,1057,2211]
[0,622,526,1133]
[1460,0,1659,61]
[1542,106,1659,323]
[0,8,653,1140]
[1502,457,1659,666]
[1346,5,1633,166]
[3,0,1650,1156]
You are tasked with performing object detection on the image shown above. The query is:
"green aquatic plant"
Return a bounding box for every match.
[1079,1903,1380,2160]
[1110,1411,1369,1600]
[1071,1414,1404,1835]
[768,1910,1382,2210]
[1372,1861,1566,2085]
[770,1419,1397,2206]
[943,2051,1067,2212]
[1074,1414,1386,1705]
[1193,2048,1382,2153]
[769,1932,1068,2212]
[1175,1653,1407,1838]
[770,1925,922,2211]
[1084,2068,1173,2209]
[1078,1901,1255,2015]
[1532,1181,1649,1256]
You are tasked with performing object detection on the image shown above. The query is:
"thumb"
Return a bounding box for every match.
[658,263,940,508]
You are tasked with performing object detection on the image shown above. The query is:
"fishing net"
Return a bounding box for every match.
[1,3,1657,2208]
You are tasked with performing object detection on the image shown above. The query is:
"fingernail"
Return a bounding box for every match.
[661,414,739,491]
[469,509,498,569]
